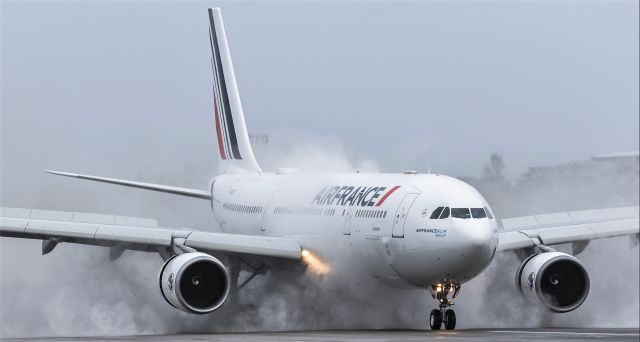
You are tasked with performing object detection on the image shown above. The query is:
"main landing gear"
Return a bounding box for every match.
[428,283,460,330]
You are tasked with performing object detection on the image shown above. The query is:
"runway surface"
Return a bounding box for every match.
[4,329,639,342]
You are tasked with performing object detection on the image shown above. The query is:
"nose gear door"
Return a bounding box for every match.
[392,193,419,238]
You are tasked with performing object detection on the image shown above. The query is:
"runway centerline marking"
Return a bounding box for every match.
[491,330,639,337]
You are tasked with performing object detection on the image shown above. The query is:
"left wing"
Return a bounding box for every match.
[498,206,639,252]
[0,207,301,260]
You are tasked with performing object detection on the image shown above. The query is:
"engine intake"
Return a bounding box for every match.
[159,252,230,314]
[516,251,590,313]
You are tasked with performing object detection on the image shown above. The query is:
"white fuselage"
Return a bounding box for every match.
[210,172,499,288]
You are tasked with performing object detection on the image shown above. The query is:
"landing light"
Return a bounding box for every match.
[430,283,462,300]
[301,249,331,275]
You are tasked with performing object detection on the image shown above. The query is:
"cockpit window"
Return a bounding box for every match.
[470,208,487,219]
[451,208,471,219]
[430,207,444,219]
[484,206,493,219]
[439,207,450,219]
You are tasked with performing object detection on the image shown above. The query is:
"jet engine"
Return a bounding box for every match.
[516,251,590,313]
[159,252,230,314]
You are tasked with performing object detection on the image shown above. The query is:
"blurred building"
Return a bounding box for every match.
[462,151,639,219]
[521,151,639,183]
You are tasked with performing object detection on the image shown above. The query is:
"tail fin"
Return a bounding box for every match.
[208,8,261,175]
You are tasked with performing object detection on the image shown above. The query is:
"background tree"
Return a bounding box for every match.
[482,153,505,182]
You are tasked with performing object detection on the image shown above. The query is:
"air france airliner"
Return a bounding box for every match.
[1,8,638,330]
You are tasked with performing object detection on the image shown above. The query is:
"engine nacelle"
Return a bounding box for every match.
[516,251,590,313]
[159,252,230,314]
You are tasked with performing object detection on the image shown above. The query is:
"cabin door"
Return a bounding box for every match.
[343,207,353,235]
[392,193,419,238]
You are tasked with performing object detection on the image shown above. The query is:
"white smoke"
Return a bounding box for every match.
[258,138,379,173]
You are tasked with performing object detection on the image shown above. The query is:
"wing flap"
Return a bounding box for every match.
[26,219,99,240]
[94,225,174,245]
[185,231,301,260]
[1,217,29,234]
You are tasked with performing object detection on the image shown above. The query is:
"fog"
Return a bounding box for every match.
[1,0,638,338]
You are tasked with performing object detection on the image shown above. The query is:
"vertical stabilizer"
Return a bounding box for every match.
[208,8,261,175]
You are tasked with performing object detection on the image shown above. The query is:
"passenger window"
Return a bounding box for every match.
[439,207,450,219]
[471,208,487,219]
[430,207,444,219]
[451,208,471,219]
[484,207,493,219]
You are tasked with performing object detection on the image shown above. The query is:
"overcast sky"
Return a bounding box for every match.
[1,2,638,336]
[2,0,638,196]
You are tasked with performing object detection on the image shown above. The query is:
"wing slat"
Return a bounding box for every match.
[0,207,302,260]
[498,207,639,252]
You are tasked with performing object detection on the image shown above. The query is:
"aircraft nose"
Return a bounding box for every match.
[462,220,493,246]
[388,215,497,286]
[454,219,496,272]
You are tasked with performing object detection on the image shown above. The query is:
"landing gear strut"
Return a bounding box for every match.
[428,283,460,330]
[228,256,269,307]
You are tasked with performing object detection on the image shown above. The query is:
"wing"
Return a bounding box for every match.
[497,206,639,252]
[44,170,212,200]
[0,207,301,260]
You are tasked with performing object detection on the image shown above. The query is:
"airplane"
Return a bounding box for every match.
[1,7,638,331]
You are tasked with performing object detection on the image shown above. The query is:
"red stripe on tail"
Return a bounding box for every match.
[214,95,226,160]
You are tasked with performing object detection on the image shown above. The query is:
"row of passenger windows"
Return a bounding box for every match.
[222,202,263,214]
[429,207,493,219]
[274,207,336,217]
[354,209,388,219]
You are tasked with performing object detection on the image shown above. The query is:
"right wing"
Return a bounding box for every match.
[0,207,301,260]
[44,170,212,200]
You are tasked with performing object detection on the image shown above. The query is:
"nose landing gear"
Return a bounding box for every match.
[428,283,460,330]
[429,308,456,330]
